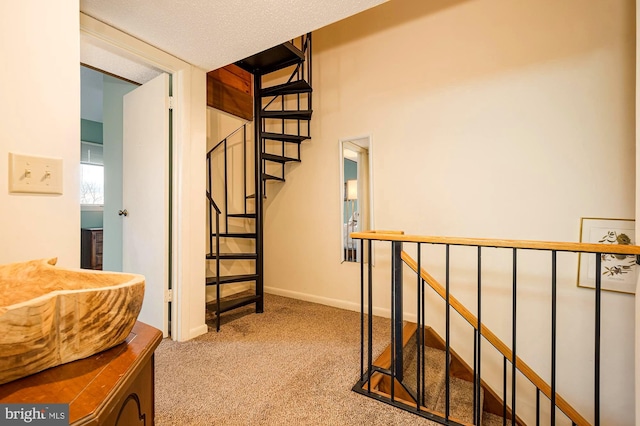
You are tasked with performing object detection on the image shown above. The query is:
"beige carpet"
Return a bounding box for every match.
[155,293,440,425]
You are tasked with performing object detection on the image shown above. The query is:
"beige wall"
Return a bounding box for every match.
[0,1,80,266]
[206,109,253,301]
[264,0,635,424]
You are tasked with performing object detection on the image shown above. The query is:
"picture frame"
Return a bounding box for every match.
[577,217,637,294]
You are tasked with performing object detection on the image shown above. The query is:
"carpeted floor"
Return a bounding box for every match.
[155,293,440,425]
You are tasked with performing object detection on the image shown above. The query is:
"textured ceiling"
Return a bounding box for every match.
[79,0,388,73]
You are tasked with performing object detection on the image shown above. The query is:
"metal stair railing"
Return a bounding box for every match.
[260,34,312,189]
[351,230,640,426]
[206,123,251,331]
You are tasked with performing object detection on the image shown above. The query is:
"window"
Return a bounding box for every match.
[80,141,104,206]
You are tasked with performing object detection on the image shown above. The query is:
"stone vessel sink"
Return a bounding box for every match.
[0,258,144,385]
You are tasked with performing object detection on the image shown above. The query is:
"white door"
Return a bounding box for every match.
[122,73,170,336]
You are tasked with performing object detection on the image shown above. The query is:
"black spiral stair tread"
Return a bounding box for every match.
[261,132,310,143]
[263,173,285,182]
[235,42,304,74]
[227,213,257,218]
[206,253,258,260]
[207,294,262,315]
[262,153,301,164]
[216,232,257,238]
[245,193,267,199]
[206,274,259,285]
[261,110,313,120]
[261,80,312,97]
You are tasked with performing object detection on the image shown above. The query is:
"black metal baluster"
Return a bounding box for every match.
[421,246,426,407]
[367,239,373,393]
[243,125,247,214]
[215,211,220,332]
[595,252,602,426]
[512,248,517,424]
[476,247,482,424]
[390,247,395,402]
[207,153,213,255]
[392,241,404,387]
[551,251,557,425]
[416,243,422,410]
[503,357,507,426]
[223,139,228,232]
[445,244,450,420]
[536,388,540,426]
[308,34,312,138]
[360,238,364,384]
[473,334,477,424]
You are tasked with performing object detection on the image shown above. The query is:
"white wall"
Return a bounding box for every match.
[264,0,635,424]
[0,1,80,267]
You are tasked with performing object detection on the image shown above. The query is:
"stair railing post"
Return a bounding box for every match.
[223,139,228,233]
[216,211,221,332]
[207,153,213,256]
[392,240,403,382]
[254,72,264,313]
[243,124,247,214]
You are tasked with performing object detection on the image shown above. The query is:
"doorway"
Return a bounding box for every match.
[80,12,208,342]
[79,63,173,337]
[80,65,138,272]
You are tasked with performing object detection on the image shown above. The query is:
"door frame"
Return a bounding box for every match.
[80,13,208,341]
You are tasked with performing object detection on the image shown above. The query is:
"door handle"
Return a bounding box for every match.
[118,209,128,217]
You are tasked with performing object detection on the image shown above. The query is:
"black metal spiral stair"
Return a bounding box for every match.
[206,35,312,331]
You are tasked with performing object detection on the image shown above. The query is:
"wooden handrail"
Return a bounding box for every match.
[352,231,640,256]
[402,251,591,426]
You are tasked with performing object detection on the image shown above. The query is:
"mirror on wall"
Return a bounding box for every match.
[340,136,372,263]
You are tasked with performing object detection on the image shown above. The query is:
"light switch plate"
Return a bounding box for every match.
[9,153,63,195]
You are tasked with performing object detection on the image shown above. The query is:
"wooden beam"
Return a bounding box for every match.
[206,64,253,121]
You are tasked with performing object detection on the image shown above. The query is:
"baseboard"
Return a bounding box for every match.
[264,286,417,323]
[187,324,208,340]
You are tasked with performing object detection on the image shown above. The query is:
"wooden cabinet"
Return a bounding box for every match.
[0,322,162,426]
[81,228,103,270]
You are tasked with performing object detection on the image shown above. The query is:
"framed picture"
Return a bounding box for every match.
[577,218,637,294]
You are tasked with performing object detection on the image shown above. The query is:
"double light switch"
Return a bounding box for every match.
[8,153,63,194]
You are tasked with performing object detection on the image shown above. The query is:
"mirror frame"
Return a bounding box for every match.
[339,135,374,264]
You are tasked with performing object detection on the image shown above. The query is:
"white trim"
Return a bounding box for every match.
[80,140,103,147]
[190,324,209,339]
[80,14,187,72]
[80,204,104,212]
[80,13,207,342]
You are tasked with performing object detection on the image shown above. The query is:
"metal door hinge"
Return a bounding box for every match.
[168,96,174,110]
[165,289,173,302]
